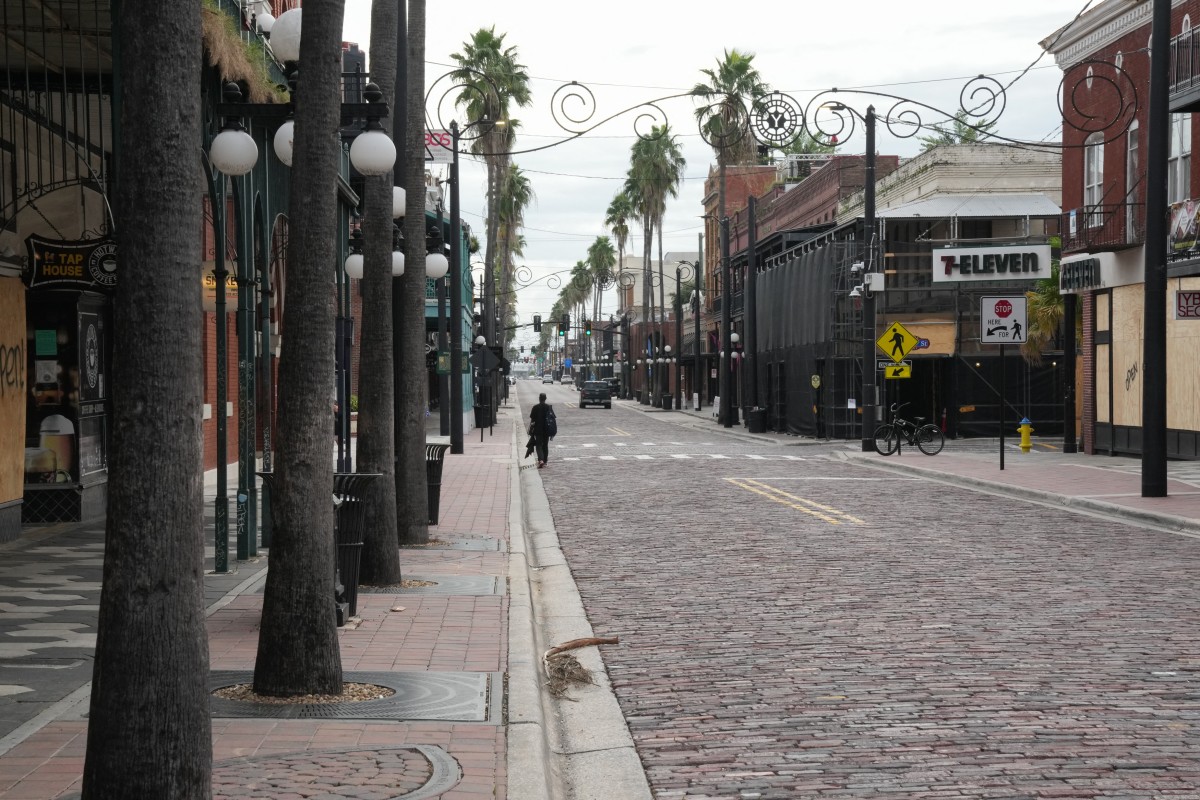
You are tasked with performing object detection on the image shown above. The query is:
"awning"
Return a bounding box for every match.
[877,193,1061,219]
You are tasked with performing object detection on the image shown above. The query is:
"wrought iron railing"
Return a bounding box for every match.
[1170,27,1200,97]
[1060,203,1145,254]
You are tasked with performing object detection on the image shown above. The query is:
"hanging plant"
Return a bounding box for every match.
[201,0,286,104]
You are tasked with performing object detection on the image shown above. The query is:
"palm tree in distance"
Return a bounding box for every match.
[919,111,998,152]
[587,235,617,326]
[692,49,771,226]
[496,161,533,355]
[450,28,531,346]
[605,191,634,313]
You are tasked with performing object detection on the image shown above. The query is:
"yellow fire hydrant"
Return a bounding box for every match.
[1018,418,1033,453]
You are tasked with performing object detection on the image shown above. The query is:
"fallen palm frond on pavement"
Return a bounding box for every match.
[542,636,619,699]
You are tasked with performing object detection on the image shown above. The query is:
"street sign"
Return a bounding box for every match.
[424,129,453,163]
[877,321,918,362]
[884,363,912,379]
[980,295,1028,344]
[877,359,912,371]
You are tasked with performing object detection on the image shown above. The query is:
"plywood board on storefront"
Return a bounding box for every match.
[0,279,26,504]
[884,314,957,357]
[1168,277,1200,431]
[1096,343,1110,424]
[1111,286,1143,428]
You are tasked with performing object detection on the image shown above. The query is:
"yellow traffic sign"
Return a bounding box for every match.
[884,362,912,379]
[877,321,918,363]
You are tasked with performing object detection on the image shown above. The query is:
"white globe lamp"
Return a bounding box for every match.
[272,119,294,166]
[426,251,449,280]
[349,129,396,176]
[270,8,302,63]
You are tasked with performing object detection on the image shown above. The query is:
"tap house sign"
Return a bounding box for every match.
[932,244,1051,284]
[24,235,117,292]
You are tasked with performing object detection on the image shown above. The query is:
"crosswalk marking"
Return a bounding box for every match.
[708,454,730,459]
[599,455,617,461]
[671,454,692,459]
[635,454,653,460]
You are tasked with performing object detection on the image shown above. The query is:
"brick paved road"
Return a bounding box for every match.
[532,389,1200,799]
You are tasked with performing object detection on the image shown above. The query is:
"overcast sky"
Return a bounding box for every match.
[342,0,1089,353]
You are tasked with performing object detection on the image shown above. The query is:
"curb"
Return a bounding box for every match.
[506,412,560,800]
[839,449,1200,537]
[513,395,653,800]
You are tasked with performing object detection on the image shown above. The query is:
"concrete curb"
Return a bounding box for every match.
[515,397,653,800]
[506,412,561,800]
[838,449,1200,537]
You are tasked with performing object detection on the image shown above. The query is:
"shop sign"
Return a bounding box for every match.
[201,264,239,313]
[932,244,1050,284]
[1176,290,1200,319]
[24,235,117,292]
[1059,251,1141,294]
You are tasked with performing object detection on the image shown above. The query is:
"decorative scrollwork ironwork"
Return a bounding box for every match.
[750,92,805,149]
[1059,58,1138,144]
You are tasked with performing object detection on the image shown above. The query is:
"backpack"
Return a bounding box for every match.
[546,406,557,439]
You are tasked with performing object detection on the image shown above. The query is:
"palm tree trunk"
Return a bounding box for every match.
[83,3,210,793]
[254,0,346,695]
[356,0,401,585]
[397,0,431,544]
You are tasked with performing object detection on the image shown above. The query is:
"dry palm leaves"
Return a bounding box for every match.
[542,636,618,699]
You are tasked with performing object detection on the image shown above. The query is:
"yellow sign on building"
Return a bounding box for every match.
[877,321,918,363]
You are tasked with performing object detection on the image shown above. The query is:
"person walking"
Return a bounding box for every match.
[528,392,554,468]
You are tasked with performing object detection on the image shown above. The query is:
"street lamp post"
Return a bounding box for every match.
[720,216,733,428]
[860,106,877,452]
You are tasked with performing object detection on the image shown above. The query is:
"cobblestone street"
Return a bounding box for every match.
[527,382,1200,799]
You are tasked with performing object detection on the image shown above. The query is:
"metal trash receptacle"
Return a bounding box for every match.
[426,443,450,525]
[333,472,379,622]
[660,394,672,410]
[747,408,767,433]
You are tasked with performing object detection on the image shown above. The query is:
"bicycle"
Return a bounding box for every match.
[872,402,944,456]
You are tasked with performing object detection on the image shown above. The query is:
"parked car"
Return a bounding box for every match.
[542,374,554,384]
[579,380,612,409]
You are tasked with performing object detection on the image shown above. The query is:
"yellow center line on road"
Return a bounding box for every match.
[725,478,865,525]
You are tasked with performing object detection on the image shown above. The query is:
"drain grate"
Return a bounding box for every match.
[208,670,496,722]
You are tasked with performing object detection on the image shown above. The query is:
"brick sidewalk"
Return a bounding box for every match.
[0,408,521,800]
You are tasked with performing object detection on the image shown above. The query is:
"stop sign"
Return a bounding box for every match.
[994,299,1013,318]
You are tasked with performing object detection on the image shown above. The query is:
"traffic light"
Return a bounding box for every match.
[558,314,569,336]
[533,314,541,332]
[584,320,592,336]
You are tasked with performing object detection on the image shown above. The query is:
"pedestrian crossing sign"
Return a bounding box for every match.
[877,321,918,363]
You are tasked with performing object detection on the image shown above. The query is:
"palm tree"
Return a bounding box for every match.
[253,0,349,693]
[82,1,211,794]
[587,235,617,324]
[692,49,770,224]
[497,162,534,350]
[644,126,686,323]
[919,111,998,152]
[355,0,401,585]
[1022,261,1079,365]
[450,28,532,347]
[605,191,634,311]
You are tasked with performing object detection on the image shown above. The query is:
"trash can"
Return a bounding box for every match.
[333,472,379,622]
[425,443,450,525]
[473,405,488,429]
[635,390,642,404]
[661,394,672,410]
[747,407,767,433]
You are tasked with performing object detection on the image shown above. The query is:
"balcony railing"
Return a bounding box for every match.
[1171,27,1200,112]
[1060,203,1145,255]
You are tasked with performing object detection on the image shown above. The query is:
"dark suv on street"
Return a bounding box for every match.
[579,380,612,409]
